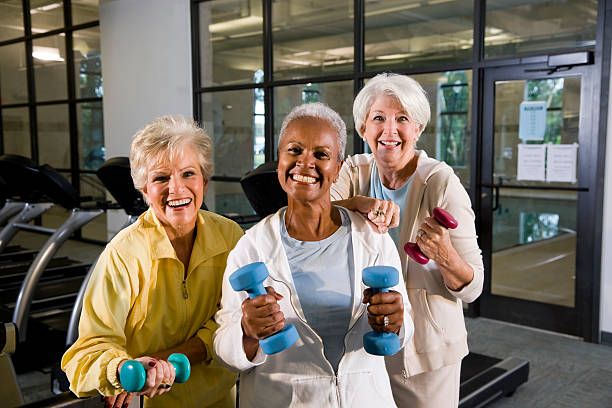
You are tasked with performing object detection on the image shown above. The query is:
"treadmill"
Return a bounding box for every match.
[240,161,529,408]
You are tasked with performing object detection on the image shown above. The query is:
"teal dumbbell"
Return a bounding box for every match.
[362,265,401,356]
[229,262,299,354]
[119,353,191,392]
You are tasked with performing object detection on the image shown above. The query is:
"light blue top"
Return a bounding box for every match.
[280,207,354,372]
[369,163,412,244]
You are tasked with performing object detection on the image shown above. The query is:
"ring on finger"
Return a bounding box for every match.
[373,209,385,217]
[417,230,425,238]
[383,315,389,327]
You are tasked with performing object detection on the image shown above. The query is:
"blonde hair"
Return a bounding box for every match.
[129,115,213,192]
[353,73,430,138]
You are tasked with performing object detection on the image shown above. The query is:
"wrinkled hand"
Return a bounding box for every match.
[114,356,175,403]
[103,391,135,408]
[362,288,403,334]
[349,195,400,234]
[415,216,457,267]
[241,287,286,340]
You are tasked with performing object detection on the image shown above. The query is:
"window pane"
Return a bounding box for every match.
[38,104,70,169]
[365,0,473,71]
[272,1,353,80]
[74,26,102,99]
[199,0,263,87]
[77,101,104,170]
[201,89,263,178]
[72,0,99,26]
[274,81,355,158]
[30,0,64,34]
[485,0,598,59]
[0,1,24,42]
[2,107,30,156]
[33,35,67,101]
[204,180,255,218]
[411,70,472,187]
[80,173,107,240]
[0,43,28,105]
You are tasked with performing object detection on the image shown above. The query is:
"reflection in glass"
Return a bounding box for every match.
[272,1,353,80]
[274,81,354,158]
[30,0,64,34]
[485,0,597,59]
[37,104,70,169]
[493,78,581,187]
[365,0,473,70]
[0,1,24,42]
[2,107,30,156]
[80,173,107,241]
[73,27,102,99]
[77,101,104,170]
[409,71,472,187]
[72,0,99,26]
[204,180,256,218]
[33,35,67,101]
[199,0,263,86]
[0,43,28,105]
[201,88,263,177]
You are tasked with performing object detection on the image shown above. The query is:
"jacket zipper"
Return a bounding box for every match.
[182,280,188,299]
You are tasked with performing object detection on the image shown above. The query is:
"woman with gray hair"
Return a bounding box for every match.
[214,102,413,407]
[62,115,243,408]
[331,73,484,407]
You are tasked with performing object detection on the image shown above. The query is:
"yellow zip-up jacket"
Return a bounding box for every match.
[61,208,243,407]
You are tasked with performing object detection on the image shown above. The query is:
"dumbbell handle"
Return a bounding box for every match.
[404,207,457,265]
[119,353,191,393]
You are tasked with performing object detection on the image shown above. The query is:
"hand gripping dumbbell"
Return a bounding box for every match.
[404,207,458,265]
[362,265,401,356]
[229,262,299,355]
[119,353,191,393]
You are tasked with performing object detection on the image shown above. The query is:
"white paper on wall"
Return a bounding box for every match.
[546,143,578,183]
[518,101,547,141]
[517,144,546,181]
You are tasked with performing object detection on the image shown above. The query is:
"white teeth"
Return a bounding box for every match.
[380,141,400,146]
[167,198,192,207]
[292,174,317,183]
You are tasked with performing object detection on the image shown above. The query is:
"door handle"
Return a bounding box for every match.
[491,184,500,212]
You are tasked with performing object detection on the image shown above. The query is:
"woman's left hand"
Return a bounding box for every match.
[103,391,135,408]
[362,289,404,334]
[415,216,457,267]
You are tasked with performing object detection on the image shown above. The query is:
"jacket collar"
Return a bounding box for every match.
[142,208,230,269]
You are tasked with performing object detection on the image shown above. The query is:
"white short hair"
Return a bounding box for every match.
[353,73,430,138]
[129,115,213,192]
[279,102,347,161]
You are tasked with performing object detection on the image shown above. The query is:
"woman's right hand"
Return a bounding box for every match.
[241,287,285,340]
[114,356,175,403]
[337,195,400,234]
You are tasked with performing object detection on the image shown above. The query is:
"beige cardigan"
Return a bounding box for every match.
[331,151,484,376]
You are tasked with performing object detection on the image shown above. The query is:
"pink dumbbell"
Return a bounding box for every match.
[404,207,458,265]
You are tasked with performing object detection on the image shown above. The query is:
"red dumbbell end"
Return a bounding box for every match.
[433,207,458,229]
[404,242,429,264]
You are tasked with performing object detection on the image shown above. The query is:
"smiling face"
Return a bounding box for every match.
[362,94,423,169]
[142,144,207,237]
[277,117,342,205]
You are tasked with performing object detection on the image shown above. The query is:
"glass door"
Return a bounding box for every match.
[479,63,596,337]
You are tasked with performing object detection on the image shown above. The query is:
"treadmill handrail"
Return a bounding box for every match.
[12,208,104,342]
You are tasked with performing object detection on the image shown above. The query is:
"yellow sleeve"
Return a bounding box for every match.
[60,245,135,397]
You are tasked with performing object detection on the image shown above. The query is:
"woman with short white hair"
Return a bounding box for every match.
[331,73,484,407]
[62,115,243,408]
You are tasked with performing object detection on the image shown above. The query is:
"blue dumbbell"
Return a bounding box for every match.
[119,353,191,392]
[229,262,299,355]
[362,265,401,356]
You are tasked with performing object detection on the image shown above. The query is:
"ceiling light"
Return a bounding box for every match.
[32,46,64,61]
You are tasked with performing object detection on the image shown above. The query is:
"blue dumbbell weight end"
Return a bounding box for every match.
[362,266,401,356]
[119,353,191,392]
[229,262,299,354]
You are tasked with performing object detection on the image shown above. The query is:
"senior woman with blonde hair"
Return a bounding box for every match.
[331,73,484,407]
[62,115,243,408]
